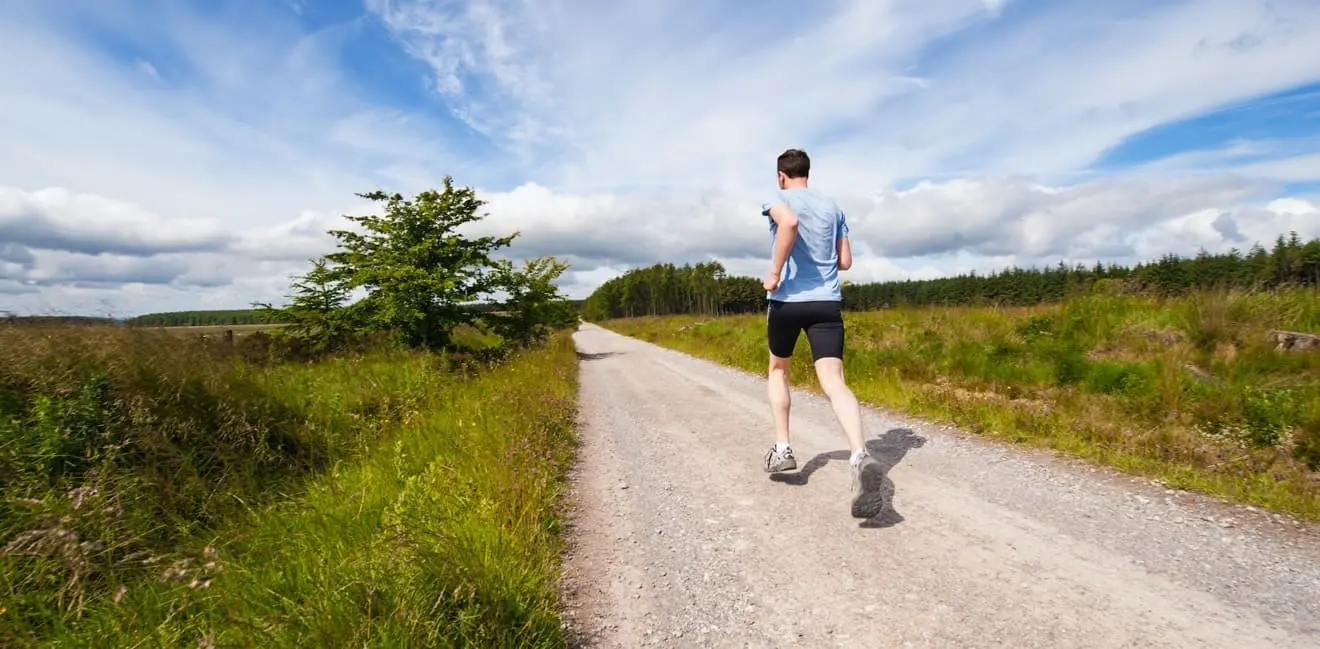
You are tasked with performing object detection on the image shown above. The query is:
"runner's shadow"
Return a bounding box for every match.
[770,428,926,529]
[576,351,623,361]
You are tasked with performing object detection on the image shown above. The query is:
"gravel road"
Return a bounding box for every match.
[557,323,1320,648]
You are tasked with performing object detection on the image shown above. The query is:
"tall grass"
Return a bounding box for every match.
[604,289,1320,520]
[1,325,579,647]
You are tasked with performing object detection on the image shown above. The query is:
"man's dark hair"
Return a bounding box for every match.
[777,148,810,178]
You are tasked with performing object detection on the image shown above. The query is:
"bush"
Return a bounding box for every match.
[1242,387,1304,447]
[46,333,579,647]
[1052,350,1091,386]
[0,325,428,634]
[1190,385,1308,449]
[1294,412,1320,470]
[1015,314,1055,342]
[1085,361,1153,396]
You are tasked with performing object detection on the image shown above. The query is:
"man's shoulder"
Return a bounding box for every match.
[792,188,843,218]
[809,187,843,209]
[762,187,843,218]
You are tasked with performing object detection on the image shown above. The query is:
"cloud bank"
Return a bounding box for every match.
[2,0,1319,316]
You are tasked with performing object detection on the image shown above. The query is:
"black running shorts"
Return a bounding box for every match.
[766,299,844,360]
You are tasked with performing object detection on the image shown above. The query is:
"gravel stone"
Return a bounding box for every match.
[558,324,1320,648]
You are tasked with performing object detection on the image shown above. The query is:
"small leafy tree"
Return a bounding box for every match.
[486,256,579,348]
[254,256,355,355]
[259,177,579,354]
[326,178,517,350]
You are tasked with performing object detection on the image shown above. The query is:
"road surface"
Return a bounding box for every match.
[557,324,1320,648]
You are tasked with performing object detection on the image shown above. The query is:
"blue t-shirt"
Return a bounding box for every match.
[762,187,849,303]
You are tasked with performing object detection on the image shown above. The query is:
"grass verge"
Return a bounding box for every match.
[2,325,579,647]
[602,289,1320,521]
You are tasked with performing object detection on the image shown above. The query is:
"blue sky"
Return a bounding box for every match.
[2,0,1319,316]
[1095,83,1320,168]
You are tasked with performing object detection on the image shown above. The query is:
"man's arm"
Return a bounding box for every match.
[765,202,799,290]
[836,208,852,271]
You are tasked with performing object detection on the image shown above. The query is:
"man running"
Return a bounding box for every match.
[760,148,882,516]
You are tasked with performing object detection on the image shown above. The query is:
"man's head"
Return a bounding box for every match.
[777,148,810,189]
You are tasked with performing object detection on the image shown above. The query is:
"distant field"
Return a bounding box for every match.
[153,323,288,335]
[603,289,1320,520]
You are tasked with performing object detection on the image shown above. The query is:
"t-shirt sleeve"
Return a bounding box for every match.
[762,192,786,232]
[837,207,850,238]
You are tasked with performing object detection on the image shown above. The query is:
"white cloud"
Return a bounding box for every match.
[0,7,476,238]
[460,173,1320,303]
[370,0,1320,193]
[364,0,1320,295]
[462,182,766,267]
[1229,154,1320,182]
[0,4,485,315]
[0,281,40,297]
[229,210,356,263]
[0,186,232,257]
[0,185,354,315]
[4,173,1317,316]
[457,176,1310,287]
[3,0,1320,315]
[895,0,1320,178]
[22,251,195,288]
[841,174,1279,259]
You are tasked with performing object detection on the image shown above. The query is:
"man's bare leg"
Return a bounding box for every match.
[768,354,792,446]
[813,356,865,453]
[764,354,797,472]
[813,357,865,454]
[815,356,884,515]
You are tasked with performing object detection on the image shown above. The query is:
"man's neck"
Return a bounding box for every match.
[781,178,809,190]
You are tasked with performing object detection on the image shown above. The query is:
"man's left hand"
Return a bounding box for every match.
[763,269,781,292]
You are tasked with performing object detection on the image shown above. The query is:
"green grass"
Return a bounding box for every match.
[1,325,579,647]
[602,289,1320,521]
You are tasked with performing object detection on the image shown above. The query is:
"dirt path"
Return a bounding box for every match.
[557,324,1320,648]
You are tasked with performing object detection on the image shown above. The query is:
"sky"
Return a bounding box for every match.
[2,0,1319,317]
